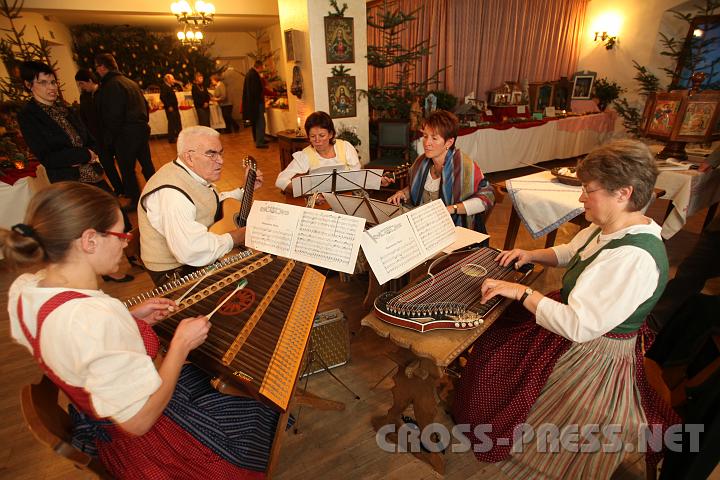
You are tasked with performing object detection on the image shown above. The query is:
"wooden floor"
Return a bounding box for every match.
[1,128,718,479]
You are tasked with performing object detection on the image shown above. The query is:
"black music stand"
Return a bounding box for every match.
[293,334,360,434]
[290,168,384,198]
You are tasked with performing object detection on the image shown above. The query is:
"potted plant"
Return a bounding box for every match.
[593,77,625,111]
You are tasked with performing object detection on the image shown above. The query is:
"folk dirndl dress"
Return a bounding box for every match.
[9,273,280,479]
[452,227,680,479]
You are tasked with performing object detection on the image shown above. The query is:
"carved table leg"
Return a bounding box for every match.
[371,354,445,474]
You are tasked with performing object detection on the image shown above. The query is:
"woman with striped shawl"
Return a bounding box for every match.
[452,140,679,478]
[387,110,494,232]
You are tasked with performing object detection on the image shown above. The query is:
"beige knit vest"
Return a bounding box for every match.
[138,161,219,272]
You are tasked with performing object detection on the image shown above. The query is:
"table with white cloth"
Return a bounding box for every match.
[655,167,720,239]
[0,164,50,259]
[415,111,617,173]
[145,92,225,135]
[413,112,615,173]
[502,171,680,249]
[502,171,586,249]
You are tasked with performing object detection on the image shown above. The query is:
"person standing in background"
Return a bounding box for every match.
[211,73,237,134]
[160,73,182,144]
[242,60,268,149]
[94,53,155,211]
[74,68,124,196]
[191,72,211,128]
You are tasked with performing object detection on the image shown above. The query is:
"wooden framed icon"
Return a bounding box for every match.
[328,76,356,118]
[324,17,354,64]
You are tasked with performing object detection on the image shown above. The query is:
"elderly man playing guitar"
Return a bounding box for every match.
[138,125,262,286]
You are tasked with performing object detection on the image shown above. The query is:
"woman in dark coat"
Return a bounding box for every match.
[17,60,133,282]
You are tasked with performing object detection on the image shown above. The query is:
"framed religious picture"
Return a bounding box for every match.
[324,17,354,64]
[571,71,596,100]
[529,82,555,112]
[328,76,356,118]
[641,91,687,139]
[672,92,720,142]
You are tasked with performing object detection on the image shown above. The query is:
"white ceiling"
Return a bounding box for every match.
[26,8,280,33]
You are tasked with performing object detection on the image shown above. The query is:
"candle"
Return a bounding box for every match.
[296,115,301,128]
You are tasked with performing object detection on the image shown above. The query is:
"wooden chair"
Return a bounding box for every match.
[20,375,113,479]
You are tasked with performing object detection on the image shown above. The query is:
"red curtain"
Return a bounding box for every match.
[367,0,589,101]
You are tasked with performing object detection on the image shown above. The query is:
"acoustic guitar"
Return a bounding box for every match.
[210,155,257,234]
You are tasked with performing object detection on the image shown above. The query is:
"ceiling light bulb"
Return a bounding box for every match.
[195,31,204,40]
[186,30,195,40]
[205,3,215,15]
[177,31,185,40]
[177,0,191,14]
[195,1,206,14]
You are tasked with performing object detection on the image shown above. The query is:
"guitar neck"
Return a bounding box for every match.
[237,169,256,227]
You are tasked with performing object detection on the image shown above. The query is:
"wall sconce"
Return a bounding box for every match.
[594,31,617,50]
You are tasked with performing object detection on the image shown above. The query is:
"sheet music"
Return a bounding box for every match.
[245,201,366,274]
[291,169,384,197]
[361,199,457,285]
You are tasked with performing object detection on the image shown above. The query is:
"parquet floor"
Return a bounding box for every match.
[0,127,717,479]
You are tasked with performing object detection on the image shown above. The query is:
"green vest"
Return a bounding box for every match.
[561,228,669,335]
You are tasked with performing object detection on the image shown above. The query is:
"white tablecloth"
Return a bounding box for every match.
[0,166,50,259]
[145,92,225,135]
[506,171,583,238]
[416,112,615,173]
[506,167,720,240]
[656,168,720,239]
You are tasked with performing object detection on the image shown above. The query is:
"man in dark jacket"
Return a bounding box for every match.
[74,68,124,194]
[94,53,155,209]
[160,73,182,143]
[191,72,211,127]
[242,60,268,148]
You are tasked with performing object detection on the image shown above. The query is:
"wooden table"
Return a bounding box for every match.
[361,266,543,474]
[277,129,309,171]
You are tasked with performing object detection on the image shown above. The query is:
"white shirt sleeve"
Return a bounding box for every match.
[145,187,234,267]
[344,141,361,169]
[460,198,486,215]
[40,298,161,423]
[275,150,311,191]
[535,245,660,343]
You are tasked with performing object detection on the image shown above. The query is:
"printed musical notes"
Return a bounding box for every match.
[361,200,457,285]
[246,201,366,273]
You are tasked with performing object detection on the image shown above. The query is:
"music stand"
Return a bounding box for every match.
[291,168,385,198]
[324,192,409,226]
[293,334,360,434]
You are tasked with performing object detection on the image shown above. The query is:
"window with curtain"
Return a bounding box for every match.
[367,0,589,104]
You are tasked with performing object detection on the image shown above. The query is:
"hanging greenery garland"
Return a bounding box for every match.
[71,24,220,88]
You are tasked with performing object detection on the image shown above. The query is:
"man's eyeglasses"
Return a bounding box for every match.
[34,79,58,88]
[102,231,133,242]
[189,149,224,161]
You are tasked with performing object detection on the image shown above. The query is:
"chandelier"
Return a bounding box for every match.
[177,27,204,46]
[170,1,215,26]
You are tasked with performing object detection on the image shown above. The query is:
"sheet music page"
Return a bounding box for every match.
[361,199,457,285]
[245,201,366,274]
[442,226,490,253]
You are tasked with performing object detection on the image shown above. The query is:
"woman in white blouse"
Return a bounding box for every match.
[2,182,280,478]
[452,140,678,479]
[275,111,360,194]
